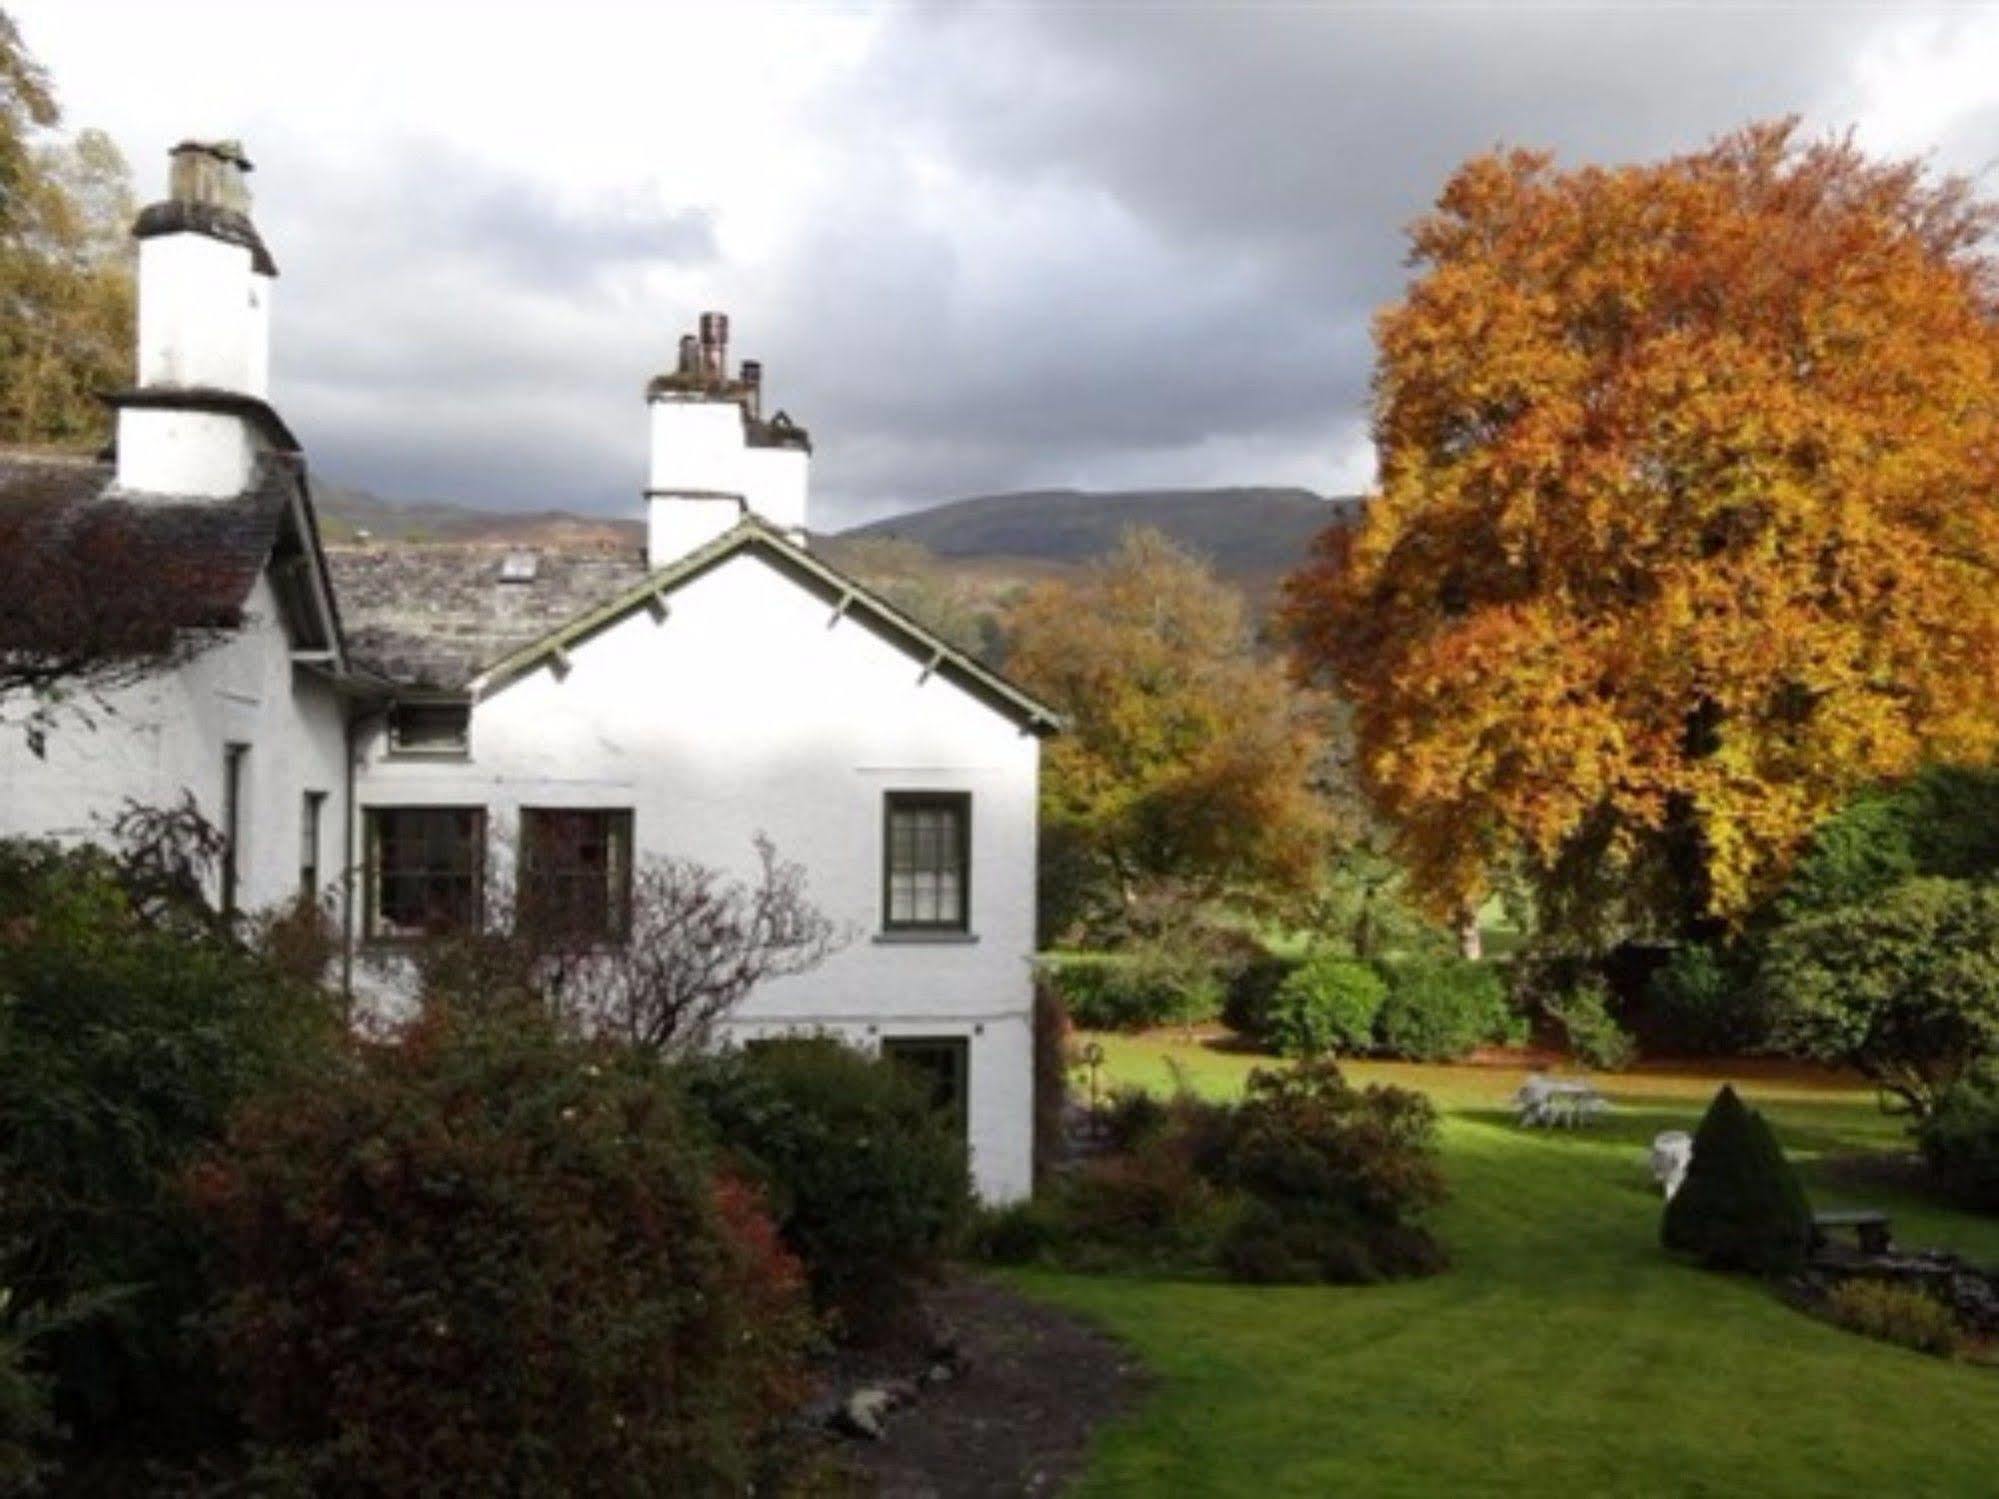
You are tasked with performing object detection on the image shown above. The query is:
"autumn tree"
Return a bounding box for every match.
[1009,527,1328,936]
[0,12,135,447]
[1286,121,1999,943]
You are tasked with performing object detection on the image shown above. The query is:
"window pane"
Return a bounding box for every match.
[368,807,483,938]
[520,809,633,942]
[883,1037,969,1141]
[884,795,969,930]
[391,703,470,753]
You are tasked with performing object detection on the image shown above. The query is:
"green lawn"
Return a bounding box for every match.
[1011,1034,1999,1498]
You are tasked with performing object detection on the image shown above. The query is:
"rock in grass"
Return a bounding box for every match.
[833,1388,894,1440]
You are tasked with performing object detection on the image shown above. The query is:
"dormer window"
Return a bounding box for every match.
[389,701,470,756]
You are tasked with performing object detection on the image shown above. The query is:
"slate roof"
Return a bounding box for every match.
[0,447,301,633]
[0,447,1058,731]
[329,519,1062,732]
[327,541,651,691]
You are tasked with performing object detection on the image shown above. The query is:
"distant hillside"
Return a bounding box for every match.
[837,487,1359,582]
[308,479,1359,599]
[312,479,641,548]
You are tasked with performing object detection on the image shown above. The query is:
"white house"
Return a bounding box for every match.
[0,141,350,920]
[0,140,1055,1201]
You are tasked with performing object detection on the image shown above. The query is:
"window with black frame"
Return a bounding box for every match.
[365,807,485,940]
[883,791,971,933]
[220,743,247,915]
[883,1036,970,1142]
[300,790,327,899]
[518,808,633,943]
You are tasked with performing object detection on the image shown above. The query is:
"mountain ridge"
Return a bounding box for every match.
[312,480,1360,587]
[839,486,1358,576]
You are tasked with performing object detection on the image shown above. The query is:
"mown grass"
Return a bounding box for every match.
[1010,1034,1999,1498]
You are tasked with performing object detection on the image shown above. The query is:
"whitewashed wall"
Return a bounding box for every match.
[354,550,1041,1200]
[0,574,350,916]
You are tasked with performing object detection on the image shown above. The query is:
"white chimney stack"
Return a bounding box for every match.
[116,140,282,499]
[644,311,811,569]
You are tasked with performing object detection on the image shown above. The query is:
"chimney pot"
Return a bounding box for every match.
[698,311,729,381]
[740,359,762,419]
[167,139,254,215]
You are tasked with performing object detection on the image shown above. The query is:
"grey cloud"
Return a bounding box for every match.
[242,5,1984,532]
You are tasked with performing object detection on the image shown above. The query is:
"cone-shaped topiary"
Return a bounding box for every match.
[1661,1084,1813,1274]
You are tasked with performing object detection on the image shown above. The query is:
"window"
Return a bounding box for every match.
[221,743,248,915]
[364,807,485,940]
[389,701,471,756]
[300,790,327,899]
[883,792,971,932]
[519,808,633,943]
[883,1036,970,1141]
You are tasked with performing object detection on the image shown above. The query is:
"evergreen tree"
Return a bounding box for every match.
[1661,1084,1813,1273]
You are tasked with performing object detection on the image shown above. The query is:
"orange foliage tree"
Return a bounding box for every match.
[1009,527,1328,934]
[1285,121,1999,941]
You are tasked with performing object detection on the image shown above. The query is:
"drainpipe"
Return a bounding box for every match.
[341,704,385,1003]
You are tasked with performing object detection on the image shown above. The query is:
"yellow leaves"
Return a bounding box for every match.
[1287,120,1999,934]
[1011,528,1330,899]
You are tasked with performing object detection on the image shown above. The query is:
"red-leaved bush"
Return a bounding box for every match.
[191,1007,818,1494]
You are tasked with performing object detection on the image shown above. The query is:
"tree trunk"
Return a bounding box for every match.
[1457,905,1483,960]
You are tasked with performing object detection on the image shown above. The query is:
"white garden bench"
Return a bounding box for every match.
[1514,1073,1610,1129]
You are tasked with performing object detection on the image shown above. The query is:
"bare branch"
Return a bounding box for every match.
[411,833,846,1054]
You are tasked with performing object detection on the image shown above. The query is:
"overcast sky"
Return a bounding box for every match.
[17,2,1999,528]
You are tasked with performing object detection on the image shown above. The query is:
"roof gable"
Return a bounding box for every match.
[471,520,1060,734]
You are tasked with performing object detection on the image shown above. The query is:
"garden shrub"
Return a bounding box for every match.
[971,1199,1067,1266]
[1661,1085,1813,1274]
[1764,877,1999,1117]
[1916,1064,1999,1210]
[195,1008,815,1495]
[1644,942,1767,1056]
[1221,948,1299,1036]
[1052,1146,1232,1268]
[1822,1279,1964,1358]
[0,1319,52,1498]
[1041,946,1224,1031]
[1545,975,1637,1071]
[981,1059,1448,1286]
[1096,1085,1173,1152]
[683,1036,973,1339]
[1206,1061,1448,1283]
[1207,1063,1447,1263]
[1778,765,1999,921]
[0,839,338,1466]
[1374,957,1517,1061]
[1262,954,1386,1058]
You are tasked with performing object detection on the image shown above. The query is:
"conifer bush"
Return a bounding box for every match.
[1661,1085,1813,1274]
